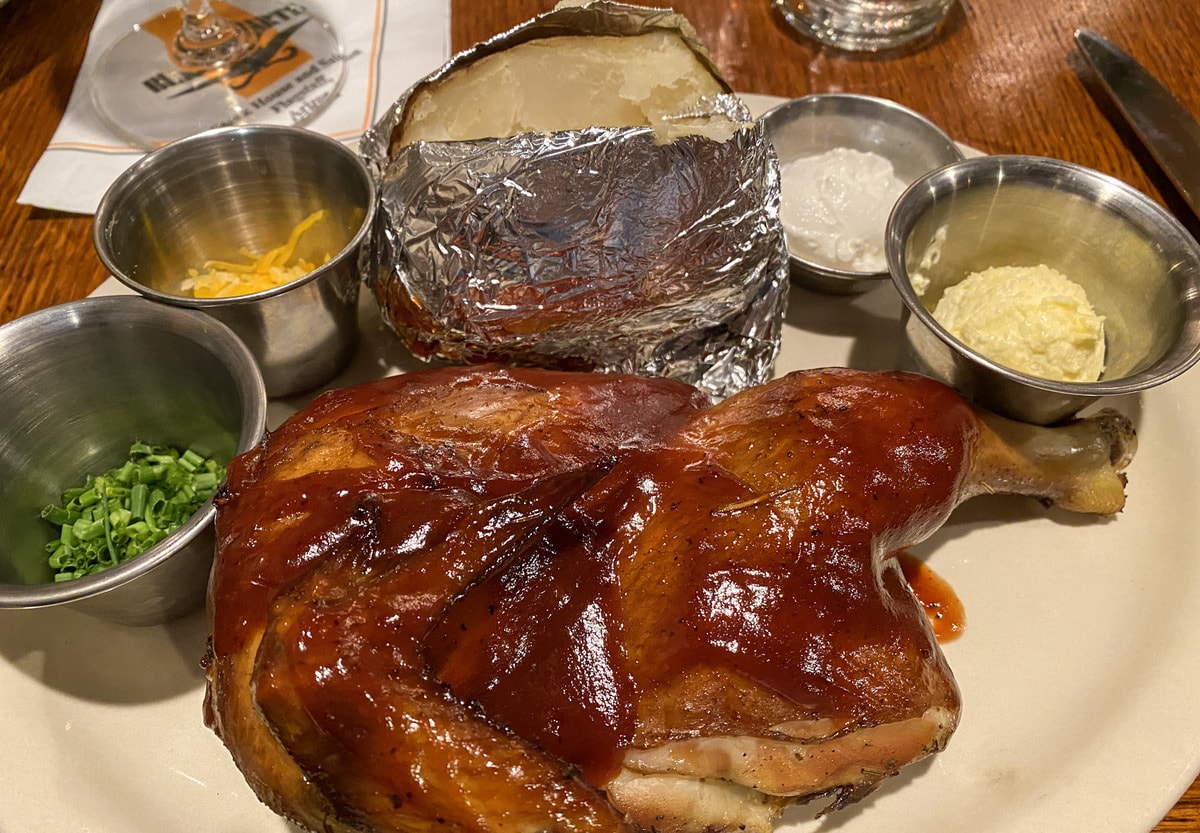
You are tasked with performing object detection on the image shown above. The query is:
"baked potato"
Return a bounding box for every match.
[360,1,788,398]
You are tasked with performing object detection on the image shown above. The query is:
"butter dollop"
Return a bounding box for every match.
[930,264,1106,382]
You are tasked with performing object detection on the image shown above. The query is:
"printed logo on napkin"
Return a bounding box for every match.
[138,1,335,117]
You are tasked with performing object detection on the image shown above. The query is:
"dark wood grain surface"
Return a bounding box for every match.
[0,0,1197,828]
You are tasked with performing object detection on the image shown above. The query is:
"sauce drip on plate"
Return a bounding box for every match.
[897,550,965,643]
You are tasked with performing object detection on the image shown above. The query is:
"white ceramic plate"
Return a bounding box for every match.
[2,95,1198,833]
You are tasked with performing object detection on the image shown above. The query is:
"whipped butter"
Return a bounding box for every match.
[930,264,1106,382]
[779,147,907,273]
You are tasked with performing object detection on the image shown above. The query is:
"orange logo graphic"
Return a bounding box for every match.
[139,1,316,99]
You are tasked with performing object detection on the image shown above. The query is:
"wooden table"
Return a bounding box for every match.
[0,0,1197,829]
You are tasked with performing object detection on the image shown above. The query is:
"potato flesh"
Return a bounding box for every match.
[398,31,732,145]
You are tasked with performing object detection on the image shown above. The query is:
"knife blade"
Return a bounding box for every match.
[1075,28,1200,218]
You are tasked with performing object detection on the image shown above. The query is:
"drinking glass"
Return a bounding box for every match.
[772,0,956,52]
[90,1,346,149]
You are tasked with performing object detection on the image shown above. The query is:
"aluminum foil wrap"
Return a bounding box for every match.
[360,2,788,398]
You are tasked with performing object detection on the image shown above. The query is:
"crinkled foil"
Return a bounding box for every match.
[360,1,788,399]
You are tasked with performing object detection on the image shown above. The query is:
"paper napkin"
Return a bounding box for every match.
[18,0,450,215]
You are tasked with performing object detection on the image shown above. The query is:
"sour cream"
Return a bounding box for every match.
[931,264,1106,382]
[778,147,908,273]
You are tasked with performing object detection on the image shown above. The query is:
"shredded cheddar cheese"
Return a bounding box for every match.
[182,210,330,298]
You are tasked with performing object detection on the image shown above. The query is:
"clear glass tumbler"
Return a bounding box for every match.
[772,0,956,52]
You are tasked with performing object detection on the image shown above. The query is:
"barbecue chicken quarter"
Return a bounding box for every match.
[203,365,1135,833]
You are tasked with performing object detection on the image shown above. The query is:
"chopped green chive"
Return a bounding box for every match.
[40,443,227,581]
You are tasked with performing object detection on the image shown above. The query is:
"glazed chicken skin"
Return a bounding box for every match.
[204,365,1135,833]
